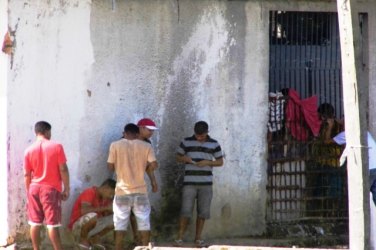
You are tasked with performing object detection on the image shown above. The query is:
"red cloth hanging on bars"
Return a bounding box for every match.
[285,88,321,141]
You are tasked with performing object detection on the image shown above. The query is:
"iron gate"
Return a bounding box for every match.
[267,11,348,222]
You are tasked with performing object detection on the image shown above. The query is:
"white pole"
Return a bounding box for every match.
[337,0,370,249]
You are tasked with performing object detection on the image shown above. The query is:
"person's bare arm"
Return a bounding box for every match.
[81,202,113,215]
[196,157,224,167]
[146,168,158,193]
[24,169,31,192]
[59,163,70,201]
[322,118,338,144]
[176,154,194,164]
[177,153,224,167]
[108,163,115,171]
[146,161,158,171]
[146,161,158,192]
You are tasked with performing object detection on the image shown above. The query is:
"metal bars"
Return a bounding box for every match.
[267,11,347,222]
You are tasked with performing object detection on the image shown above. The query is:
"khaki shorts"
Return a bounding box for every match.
[72,213,113,240]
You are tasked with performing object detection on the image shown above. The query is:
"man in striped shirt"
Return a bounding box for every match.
[175,121,224,247]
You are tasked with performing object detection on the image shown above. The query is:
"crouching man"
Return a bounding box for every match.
[68,179,116,249]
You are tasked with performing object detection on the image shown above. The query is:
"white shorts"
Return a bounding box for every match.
[72,213,113,239]
[113,193,151,231]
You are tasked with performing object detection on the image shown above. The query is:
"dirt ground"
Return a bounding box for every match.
[1,236,349,250]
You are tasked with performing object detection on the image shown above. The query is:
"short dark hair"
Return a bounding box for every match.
[318,103,335,118]
[124,123,139,135]
[194,121,209,134]
[34,121,51,135]
[100,178,116,189]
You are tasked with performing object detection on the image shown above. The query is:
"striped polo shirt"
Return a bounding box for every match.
[177,135,223,185]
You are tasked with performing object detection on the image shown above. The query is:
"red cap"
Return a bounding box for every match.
[137,118,158,130]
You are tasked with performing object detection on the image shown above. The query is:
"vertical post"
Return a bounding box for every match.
[306,60,313,96]
[337,0,369,249]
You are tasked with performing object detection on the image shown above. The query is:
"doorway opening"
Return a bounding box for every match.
[267,11,347,226]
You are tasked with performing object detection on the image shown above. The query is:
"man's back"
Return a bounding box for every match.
[108,138,156,195]
[23,121,70,250]
[24,138,66,192]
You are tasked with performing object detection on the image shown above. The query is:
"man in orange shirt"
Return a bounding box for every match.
[24,121,70,250]
[107,123,158,249]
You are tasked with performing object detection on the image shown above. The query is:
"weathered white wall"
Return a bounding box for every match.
[0,0,9,246]
[6,0,270,241]
[7,0,94,240]
[4,0,376,244]
[85,0,271,238]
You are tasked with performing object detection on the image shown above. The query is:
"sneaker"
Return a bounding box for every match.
[195,239,206,248]
[174,239,183,247]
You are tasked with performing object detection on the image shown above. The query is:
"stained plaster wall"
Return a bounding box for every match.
[0,0,9,246]
[5,0,269,241]
[4,0,376,244]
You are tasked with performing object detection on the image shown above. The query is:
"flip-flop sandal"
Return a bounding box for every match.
[92,243,106,250]
[173,239,183,247]
[78,243,92,249]
[195,239,206,247]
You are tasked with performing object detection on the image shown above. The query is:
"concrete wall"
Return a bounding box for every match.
[3,0,376,244]
[0,0,9,247]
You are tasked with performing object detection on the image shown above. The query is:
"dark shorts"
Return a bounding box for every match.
[27,184,62,227]
[180,185,213,219]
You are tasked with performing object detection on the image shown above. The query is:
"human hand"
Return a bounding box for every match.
[102,203,114,216]
[184,156,194,164]
[61,189,70,201]
[100,204,113,216]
